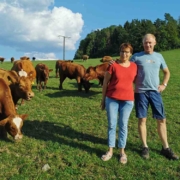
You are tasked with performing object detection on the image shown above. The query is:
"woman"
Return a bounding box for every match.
[101,43,137,164]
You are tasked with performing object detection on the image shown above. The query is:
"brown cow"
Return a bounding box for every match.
[0,69,34,107]
[58,61,92,92]
[55,60,73,78]
[84,63,109,86]
[82,55,89,62]
[0,57,5,64]
[11,57,15,63]
[100,56,113,63]
[0,78,28,140]
[35,63,53,91]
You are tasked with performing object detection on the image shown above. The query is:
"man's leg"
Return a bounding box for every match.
[157,119,168,148]
[138,117,149,159]
[157,119,179,160]
[138,118,148,147]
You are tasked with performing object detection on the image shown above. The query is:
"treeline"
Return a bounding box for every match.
[74,13,180,59]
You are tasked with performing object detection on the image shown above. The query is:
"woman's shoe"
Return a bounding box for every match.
[101,151,113,161]
[119,154,127,164]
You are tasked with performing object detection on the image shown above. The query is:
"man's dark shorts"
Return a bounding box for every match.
[135,91,166,120]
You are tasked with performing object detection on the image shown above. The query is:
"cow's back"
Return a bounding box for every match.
[59,62,86,79]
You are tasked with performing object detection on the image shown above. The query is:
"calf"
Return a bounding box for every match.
[58,61,92,92]
[0,78,28,140]
[0,57,5,64]
[35,63,53,91]
[84,63,109,86]
[82,55,89,62]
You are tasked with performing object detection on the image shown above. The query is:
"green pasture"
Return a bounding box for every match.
[0,50,180,180]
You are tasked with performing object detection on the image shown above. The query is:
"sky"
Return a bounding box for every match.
[0,0,179,61]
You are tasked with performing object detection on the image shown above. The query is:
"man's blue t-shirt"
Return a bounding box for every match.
[130,51,167,93]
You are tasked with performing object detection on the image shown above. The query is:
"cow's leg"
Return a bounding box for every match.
[99,78,104,86]
[59,76,66,90]
[77,77,82,91]
[36,78,40,91]
[44,80,47,89]
[56,68,59,78]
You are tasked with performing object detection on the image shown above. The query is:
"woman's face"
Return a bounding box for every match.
[120,47,132,61]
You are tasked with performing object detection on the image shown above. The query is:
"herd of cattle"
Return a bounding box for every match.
[0,55,114,141]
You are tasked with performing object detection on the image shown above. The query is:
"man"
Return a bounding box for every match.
[130,33,178,160]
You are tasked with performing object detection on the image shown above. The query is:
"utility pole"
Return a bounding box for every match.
[58,35,71,60]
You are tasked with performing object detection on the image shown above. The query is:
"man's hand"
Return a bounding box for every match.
[158,84,166,93]
[108,60,116,65]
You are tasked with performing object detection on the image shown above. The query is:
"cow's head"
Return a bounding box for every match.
[15,76,34,100]
[84,67,97,81]
[81,79,93,93]
[40,67,53,80]
[0,114,28,140]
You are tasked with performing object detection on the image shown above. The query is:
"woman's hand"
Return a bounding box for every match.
[100,100,105,110]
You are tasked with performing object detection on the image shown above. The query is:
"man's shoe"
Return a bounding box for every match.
[160,147,179,160]
[141,147,149,159]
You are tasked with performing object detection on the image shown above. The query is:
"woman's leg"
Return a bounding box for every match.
[118,101,134,153]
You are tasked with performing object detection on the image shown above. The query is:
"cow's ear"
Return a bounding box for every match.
[19,114,28,121]
[0,117,9,126]
[27,71,34,77]
[7,76,14,84]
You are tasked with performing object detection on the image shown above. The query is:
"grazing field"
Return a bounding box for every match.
[0,50,180,180]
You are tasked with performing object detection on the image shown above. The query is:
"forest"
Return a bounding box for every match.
[74,13,180,59]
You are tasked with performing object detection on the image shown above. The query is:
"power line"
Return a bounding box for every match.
[58,35,71,60]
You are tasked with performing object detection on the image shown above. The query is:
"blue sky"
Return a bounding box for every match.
[0,0,179,61]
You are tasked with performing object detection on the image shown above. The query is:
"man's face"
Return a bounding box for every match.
[143,36,156,54]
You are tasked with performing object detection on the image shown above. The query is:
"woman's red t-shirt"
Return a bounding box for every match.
[106,62,137,101]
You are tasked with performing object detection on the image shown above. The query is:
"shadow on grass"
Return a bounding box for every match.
[44,89,101,98]
[23,120,106,156]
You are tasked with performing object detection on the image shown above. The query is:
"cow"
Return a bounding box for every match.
[0,69,34,107]
[11,57,15,63]
[0,57,5,64]
[55,60,73,78]
[0,78,28,140]
[84,63,109,86]
[100,56,113,63]
[11,59,36,105]
[58,61,92,92]
[82,55,89,62]
[35,63,53,91]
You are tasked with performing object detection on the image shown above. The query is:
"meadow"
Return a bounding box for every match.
[0,49,180,180]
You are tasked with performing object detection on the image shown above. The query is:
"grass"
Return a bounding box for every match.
[0,50,180,180]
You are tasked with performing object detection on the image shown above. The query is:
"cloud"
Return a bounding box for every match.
[0,0,84,58]
[25,52,57,60]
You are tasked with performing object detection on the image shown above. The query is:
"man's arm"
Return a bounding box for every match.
[162,67,170,86]
[158,67,170,92]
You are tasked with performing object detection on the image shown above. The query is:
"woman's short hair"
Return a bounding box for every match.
[120,43,133,54]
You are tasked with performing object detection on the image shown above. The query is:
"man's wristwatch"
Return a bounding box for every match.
[163,83,167,87]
